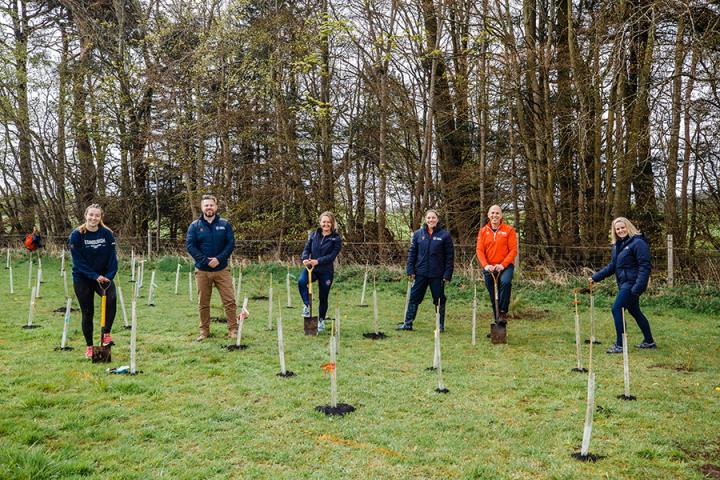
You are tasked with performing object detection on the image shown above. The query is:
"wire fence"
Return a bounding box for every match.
[2,234,719,284]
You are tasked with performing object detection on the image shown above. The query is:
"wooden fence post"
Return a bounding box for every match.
[667,234,673,288]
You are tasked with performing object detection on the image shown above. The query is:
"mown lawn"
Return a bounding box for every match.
[0,255,719,479]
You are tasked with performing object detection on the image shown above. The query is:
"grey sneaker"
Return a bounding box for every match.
[318,319,325,333]
[396,323,413,331]
[302,305,310,317]
[634,341,657,349]
[606,344,623,354]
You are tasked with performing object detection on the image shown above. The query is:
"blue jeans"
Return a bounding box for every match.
[483,264,514,318]
[298,269,333,319]
[611,288,654,346]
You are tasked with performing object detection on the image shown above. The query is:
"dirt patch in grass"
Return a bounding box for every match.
[700,464,720,478]
[508,308,551,321]
[648,363,696,373]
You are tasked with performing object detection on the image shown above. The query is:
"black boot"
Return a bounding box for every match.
[438,303,445,332]
[397,303,418,330]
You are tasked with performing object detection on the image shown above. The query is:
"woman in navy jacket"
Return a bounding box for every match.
[397,209,454,332]
[591,217,656,353]
[298,211,342,332]
[68,204,118,359]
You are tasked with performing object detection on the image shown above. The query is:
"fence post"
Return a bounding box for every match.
[147,230,152,259]
[667,234,673,288]
[514,231,521,279]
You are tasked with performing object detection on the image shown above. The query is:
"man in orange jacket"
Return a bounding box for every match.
[476,205,518,325]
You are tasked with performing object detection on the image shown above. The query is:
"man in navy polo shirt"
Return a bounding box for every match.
[186,195,237,341]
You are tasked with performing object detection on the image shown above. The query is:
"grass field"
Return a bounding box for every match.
[1,254,719,479]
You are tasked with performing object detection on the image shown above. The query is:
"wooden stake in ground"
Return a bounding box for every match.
[618,309,636,400]
[56,297,73,351]
[434,326,449,393]
[359,264,368,307]
[188,272,193,303]
[267,273,273,330]
[403,278,412,322]
[235,268,242,306]
[571,290,587,373]
[286,265,293,308]
[23,286,39,329]
[585,283,601,344]
[147,270,157,306]
[432,304,441,369]
[35,267,42,299]
[335,306,341,354]
[9,265,14,294]
[227,298,249,350]
[117,285,130,329]
[277,298,294,377]
[62,270,68,298]
[130,298,138,374]
[130,248,136,282]
[60,250,65,274]
[174,263,181,294]
[27,258,33,289]
[329,336,338,407]
[362,278,386,339]
[472,285,477,346]
[5,248,9,269]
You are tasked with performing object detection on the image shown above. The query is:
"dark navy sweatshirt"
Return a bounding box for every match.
[68,227,118,282]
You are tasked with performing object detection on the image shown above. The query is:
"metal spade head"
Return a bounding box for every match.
[304,316,318,336]
[490,322,507,344]
[92,345,111,363]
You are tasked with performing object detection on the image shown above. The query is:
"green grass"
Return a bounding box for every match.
[1,255,719,479]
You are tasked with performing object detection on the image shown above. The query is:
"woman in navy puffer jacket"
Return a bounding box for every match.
[397,209,454,332]
[591,217,656,353]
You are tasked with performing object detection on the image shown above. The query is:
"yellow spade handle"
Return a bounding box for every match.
[101,294,107,329]
[306,264,314,297]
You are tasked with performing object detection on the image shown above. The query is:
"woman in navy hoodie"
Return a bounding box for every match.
[298,211,342,332]
[397,209,454,332]
[68,204,118,359]
[591,217,656,353]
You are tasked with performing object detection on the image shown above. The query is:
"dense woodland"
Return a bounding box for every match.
[1,0,719,266]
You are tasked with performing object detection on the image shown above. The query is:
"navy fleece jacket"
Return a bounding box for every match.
[186,215,235,272]
[592,234,652,296]
[68,227,118,282]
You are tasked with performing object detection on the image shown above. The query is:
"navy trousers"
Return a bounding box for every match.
[483,264,514,319]
[611,288,654,347]
[298,268,334,319]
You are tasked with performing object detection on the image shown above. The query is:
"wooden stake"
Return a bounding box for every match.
[147,270,157,306]
[622,309,631,397]
[330,336,338,408]
[60,297,72,349]
[335,306,340,354]
[35,268,42,299]
[267,273,273,330]
[62,270,68,298]
[236,297,249,347]
[27,286,36,327]
[277,298,287,375]
[174,263,181,294]
[188,272,193,303]
[235,268,242,306]
[435,329,446,390]
[118,285,129,328]
[9,265,14,294]
[130,248,136,282]
[573,293,584,371]
[372,283,379,334]
[580,372,596,456]
[359,265,368,306]
[471,285,477,346]
[60,250,65,273]
[27,258,33,289]
[403,279,412,322]
[433,305,441,369]
[286,265,292,308]
[5,248,9,268]
[130,298,138,374]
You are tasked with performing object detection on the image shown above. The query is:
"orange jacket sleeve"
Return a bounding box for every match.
[476,227,489,268]
[501,226,518,268]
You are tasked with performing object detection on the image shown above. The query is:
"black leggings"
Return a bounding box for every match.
[73,277,117,346]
